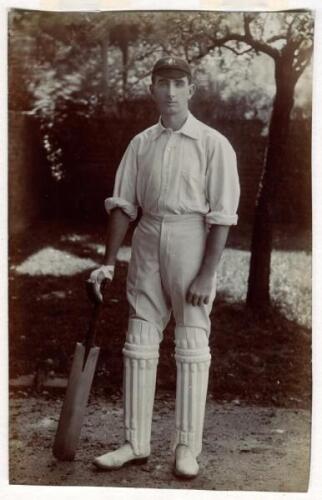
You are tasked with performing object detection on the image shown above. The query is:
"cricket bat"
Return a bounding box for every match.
[52,282,104,461]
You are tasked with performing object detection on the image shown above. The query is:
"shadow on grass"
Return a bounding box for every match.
[9,261,311,410]
[208,297,311,409]
[8,221,311,409]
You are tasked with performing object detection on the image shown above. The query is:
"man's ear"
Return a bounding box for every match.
[189,83,196,99]
[149,84,155,100]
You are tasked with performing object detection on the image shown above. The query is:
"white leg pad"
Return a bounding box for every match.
[122,319,160,456]
[173,326,211,458]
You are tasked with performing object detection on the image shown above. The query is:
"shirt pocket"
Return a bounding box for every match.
[180,163,205,204]
[181,165,201,187]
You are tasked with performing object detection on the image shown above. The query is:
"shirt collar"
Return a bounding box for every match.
[150,112,200,141]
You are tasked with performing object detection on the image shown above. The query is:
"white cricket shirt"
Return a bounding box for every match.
[105,112,240,225]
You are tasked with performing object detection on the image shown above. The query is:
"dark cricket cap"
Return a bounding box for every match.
[152,56,192,79]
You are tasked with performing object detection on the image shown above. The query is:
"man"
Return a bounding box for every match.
[88,56,240,479]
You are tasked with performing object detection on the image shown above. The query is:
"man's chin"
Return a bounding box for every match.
[162,106,179,115]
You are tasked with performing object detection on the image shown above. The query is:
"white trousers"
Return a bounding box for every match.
[122,214,216,457]
[127,213,216,335]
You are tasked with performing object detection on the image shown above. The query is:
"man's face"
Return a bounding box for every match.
[150,74,195,117]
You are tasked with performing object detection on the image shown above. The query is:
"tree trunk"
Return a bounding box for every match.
[246,57,297,309]
[246,174,272,307]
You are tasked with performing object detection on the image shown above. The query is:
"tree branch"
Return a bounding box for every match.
[222,44,253,56]
[286,15,297,38]
[266,35,287,44]
[206,32,280,60]
[243,13,253,40]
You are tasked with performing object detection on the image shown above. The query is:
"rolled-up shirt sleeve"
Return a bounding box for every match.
[205,136,240,226]
[104,141,138,221]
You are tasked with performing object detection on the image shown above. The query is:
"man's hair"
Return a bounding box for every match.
[151,73,193,85]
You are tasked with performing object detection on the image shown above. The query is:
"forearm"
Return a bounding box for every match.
[103,208,131,265]
[198,224,230,278]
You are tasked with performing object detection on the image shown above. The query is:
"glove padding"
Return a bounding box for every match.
[87,265,115,303]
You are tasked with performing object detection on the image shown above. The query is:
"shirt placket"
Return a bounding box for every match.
[158,130,177,213]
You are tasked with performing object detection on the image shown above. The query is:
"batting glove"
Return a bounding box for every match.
[87,265,115,303]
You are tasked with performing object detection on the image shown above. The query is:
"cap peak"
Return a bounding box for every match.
[152,56,191,78]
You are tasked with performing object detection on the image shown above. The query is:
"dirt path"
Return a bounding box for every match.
[9,393,310,492]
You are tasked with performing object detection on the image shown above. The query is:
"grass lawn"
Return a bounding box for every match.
[8,221,311,409]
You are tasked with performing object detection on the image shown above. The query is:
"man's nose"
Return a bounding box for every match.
[166,81,176,97]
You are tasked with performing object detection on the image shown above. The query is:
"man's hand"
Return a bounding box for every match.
[87,265,115,303]
[186,225,229,307]
[186,273,214,307]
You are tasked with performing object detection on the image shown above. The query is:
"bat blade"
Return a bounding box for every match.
[52,342,100,461]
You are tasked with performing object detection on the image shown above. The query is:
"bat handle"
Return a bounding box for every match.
[82,303,101,369]
[82,279,108,368]
[86,301,101,339]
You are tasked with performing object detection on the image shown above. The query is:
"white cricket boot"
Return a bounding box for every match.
[93,319,160,470]
[93,442,148,470]
[173,326,211,478]
[174,444,199,478]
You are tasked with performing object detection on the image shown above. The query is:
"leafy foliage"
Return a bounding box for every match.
[9,10,313,117]
[9,10,309,184]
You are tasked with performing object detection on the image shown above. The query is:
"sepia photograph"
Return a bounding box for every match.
[6,5,315,493]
